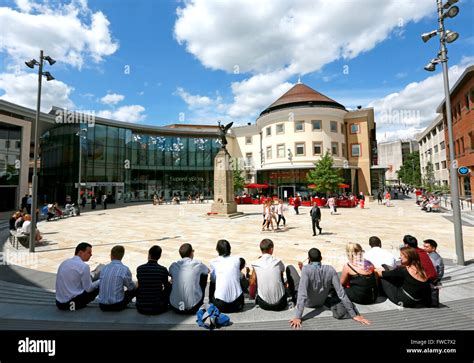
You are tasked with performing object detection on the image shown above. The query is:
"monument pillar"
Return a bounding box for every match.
[211,148,240,215]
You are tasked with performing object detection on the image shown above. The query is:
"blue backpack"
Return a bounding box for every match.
[196,304,231,330]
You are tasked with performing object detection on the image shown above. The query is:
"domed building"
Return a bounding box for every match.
[231,81,382,198]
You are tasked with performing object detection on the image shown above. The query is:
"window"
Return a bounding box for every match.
[331,142,338,156]
[245,136,252,145]
[276,123,285,134]
[440,141,445,150]
[465,93,470,110]
[351,144,361,157]
[435,163,440,170]
[277,144,285,158]
[342,143,346,158]
[295,142,305,156]
[350,124,360,134]
[245,152,253,166]
[441,161,447,169]
[266,127,271,136]
[470,132,474,150]
[341,123,345,134]
[311,120,321,131]
[461,137,465,154]
[15,141,21,149]
[5,140,10,149]
[330,121,338,133]
[295,121,304,132]
[434,145,439,153]
[313,142,322,155]
[266,146,272,159]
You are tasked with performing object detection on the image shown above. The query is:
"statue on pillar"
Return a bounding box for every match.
[217,120,233,148]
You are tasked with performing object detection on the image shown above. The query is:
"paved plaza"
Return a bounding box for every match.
[5,197,474,276]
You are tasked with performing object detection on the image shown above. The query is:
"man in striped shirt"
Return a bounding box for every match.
[98,245,137,311]
[136,245,171,314]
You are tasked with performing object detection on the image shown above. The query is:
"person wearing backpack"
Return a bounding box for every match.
[169,243,209,314]
[209,240,244,313]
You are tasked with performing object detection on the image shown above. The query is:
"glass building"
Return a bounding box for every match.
[40,122,221,204]
[0,122,21,210]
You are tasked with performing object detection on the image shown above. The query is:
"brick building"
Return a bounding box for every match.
[437,65,474,199]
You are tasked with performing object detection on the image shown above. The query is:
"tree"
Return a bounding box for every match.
[306,152,344,195]
[423,161,435,192]
[397,151,421,187]
[232,159,246,193]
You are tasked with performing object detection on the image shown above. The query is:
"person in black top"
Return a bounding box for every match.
[375,246,431,307]
[136,245,171,314]
[309,202,322,236]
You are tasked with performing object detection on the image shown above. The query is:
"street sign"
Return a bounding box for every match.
[458,166,471,176]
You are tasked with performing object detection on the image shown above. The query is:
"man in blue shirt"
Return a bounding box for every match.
[98,245,136,311]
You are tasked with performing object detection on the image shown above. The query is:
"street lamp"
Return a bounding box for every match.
[421,0,464,265]
[75,127,88,216]
[24,50,56,253]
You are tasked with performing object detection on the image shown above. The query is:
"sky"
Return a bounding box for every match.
[0,0,473,142]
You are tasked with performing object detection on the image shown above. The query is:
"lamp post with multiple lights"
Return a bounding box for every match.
[421,0,464,265]
[24,50,56,252]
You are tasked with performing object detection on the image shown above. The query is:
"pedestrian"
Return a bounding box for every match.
[276,199,286,229]
[102,194,107,209]
[81,196,87,209]
[327,195,336,214]
[91,196,97,210]
[309,202,322,236]
[359,192,365,209]
[377,190,383,205]
[294,195,301,215]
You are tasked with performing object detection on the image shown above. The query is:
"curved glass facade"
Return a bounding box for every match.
[40,123,220,204]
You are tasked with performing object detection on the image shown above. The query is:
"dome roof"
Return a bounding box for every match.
[259,83,346,116]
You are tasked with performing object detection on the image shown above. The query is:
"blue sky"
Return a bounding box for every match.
[0,0,473,141]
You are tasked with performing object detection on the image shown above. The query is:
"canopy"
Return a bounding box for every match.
[244,183,271,189]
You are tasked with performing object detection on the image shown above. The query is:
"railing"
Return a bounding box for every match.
[441,194,473,211]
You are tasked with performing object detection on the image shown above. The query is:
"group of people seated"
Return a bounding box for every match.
[54,234,444,328]
[9,211,43,243]
[418,194,441,212]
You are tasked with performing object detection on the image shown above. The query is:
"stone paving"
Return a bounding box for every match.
[4,197,474,277]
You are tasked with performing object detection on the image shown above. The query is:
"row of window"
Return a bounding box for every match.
[419,123,444,145]
[245,122,360,144]
[244,142,361,163]
[422,141,445,158]
[423,160,447,172]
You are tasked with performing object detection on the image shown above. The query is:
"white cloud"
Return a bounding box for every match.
[97,105,146,123]
[175,87,215,108]
[174,0,434,120]
[0,72,74,111]
[369,56,474,142]
[0,0,119,69]
[100,93,125,105]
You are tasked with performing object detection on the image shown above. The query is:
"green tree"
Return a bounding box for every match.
[397,151,422,187]
[423,161,435,192]
[232,159,246,193]
[306,152,344,195]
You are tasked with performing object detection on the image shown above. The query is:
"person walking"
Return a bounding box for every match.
[293,195,301,215]
[102,194,107,209]
[327,195,336,214]
[310,202,322,236]
[276,199,286,229]
[377,190,383,205]
[359,192,365,209]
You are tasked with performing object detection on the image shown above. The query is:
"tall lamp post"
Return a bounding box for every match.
[75,127,88,216]
[24,50,56,253]
[422,0,464,265]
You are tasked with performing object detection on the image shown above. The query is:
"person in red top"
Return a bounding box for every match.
[402,235,437,282]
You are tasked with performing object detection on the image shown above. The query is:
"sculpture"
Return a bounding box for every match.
[217,120,233,148]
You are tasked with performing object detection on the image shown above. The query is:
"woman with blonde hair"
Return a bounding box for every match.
[375,247,431,307]
[340,243,377,304]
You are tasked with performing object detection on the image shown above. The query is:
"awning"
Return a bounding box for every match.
[244,183,272,189]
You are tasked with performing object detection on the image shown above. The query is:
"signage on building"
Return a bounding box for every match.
[458,167,471,176]
[74,182,125,187]
[169,176,205,182]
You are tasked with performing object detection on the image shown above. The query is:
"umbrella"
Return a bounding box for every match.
[338,183,350,188]
[244,183,271,189]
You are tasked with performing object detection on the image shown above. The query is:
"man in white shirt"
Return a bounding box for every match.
[209,240,244,313]
[169,243,209,314]
[98,245,136,311]
[56,242,100,310]
[250,239,287,311]
[364,236,397,269]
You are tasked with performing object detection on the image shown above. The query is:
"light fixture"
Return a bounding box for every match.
[43,71,55,81]
[421,30,437,43]
[444,5,459,18]
[44,56,56,66]
[25,59,38,68]
[443,0,458,9]
[444,30,459,43]
[424,59,440,72]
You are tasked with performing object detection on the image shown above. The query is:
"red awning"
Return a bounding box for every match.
[244,183,271,189]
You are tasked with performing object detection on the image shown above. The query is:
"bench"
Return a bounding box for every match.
[9,230,29,249]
